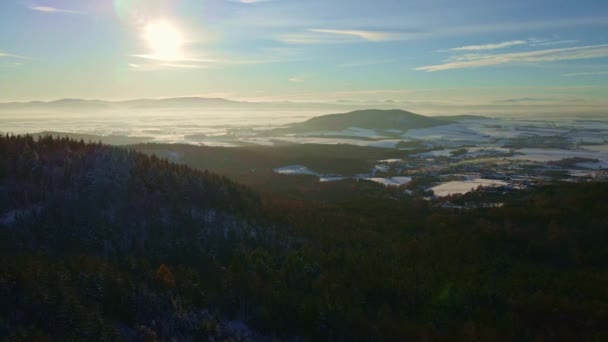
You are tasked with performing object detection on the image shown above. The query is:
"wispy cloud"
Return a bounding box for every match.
[417,44,608,72]
[280,28,419,44]
[27,5,81,14]
[451,40,527,51]
[310,29,402,41]
[562,71,608,76]
[528,39,579,47]
[438,17,608,37]
[498,97,556,103]
[288,77,304,82]
[129,53,282,71]
[0,52,29,59]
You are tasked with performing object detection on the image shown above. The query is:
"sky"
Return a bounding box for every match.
[1,0,608,112]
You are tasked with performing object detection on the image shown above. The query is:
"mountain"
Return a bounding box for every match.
[0,97,243,111]
[119,97,243,108]
[275,109,448,133]
[0,98,491,114]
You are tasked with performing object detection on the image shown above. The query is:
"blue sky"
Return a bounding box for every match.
[1,0,607,111]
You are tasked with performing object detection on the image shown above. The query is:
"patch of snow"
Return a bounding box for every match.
[412,149,455,158]
[374,164,390,172]
[319,176,347,182]
[509,148,608,163]
[378,158,403,163]
[363,176,412,187]
[569,170,597,177]
[273,165,319,176]
[430,179,509,197]
[269,137,402,148]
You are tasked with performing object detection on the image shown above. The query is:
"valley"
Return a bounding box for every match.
[2,105,608,340]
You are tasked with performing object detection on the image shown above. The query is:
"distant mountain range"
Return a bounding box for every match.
[0,97,247,110]
[0,97,362,111]
[0,97,491,117]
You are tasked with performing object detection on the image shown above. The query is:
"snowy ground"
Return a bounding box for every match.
[362,177,412,187]
[273,165,319,176]
[273,165,412,187]
[430,179,509,197]
[509,148,608,163]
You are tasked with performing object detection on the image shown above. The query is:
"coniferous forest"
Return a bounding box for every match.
[2,135,608,341]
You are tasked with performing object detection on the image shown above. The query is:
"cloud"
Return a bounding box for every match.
[450,40,527,51]
[129,53,282,71]
[562,71,608,76]
[288,77,304,82]
[499,97,556,103]
[416,44,608,72]
[528,39,579,47]
[309,29,402,42]
[27,5,81,14]
[280,28,420,44]
[0,52,29,59]
[438,17,608,37]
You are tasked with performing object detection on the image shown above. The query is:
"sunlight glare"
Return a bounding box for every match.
[143,20,184,61]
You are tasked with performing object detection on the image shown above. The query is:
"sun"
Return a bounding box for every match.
[143,20,184,61]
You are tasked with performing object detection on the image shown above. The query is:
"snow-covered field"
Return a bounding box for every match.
[273,165,319,176]
[412,149,456,158]
[430,179,509,197]
[273,165,412,187]
[266,136,403,148]
[363,177,412,187]
[509,148,608,163]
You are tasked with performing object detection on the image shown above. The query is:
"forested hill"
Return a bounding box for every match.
[2,135,608,341]
[274,109,446,133]
[0,135,281,340]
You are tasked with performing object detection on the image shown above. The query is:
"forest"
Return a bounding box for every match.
[1,135,608,341]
